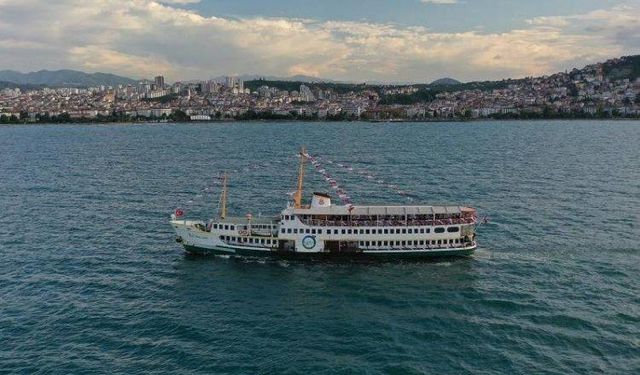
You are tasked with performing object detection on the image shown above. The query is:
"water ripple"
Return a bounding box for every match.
[1,121,639,374]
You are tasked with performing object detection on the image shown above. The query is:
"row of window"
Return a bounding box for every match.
[239,224,275,230]
[222,236,275,246]
[219,236,465,248]
[213,224,277,231]
[213,224,236,231]
[360,238,463,248]
[281,226,459,235]
[211,222,461,235]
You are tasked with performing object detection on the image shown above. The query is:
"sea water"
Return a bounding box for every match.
[0,121,638,374]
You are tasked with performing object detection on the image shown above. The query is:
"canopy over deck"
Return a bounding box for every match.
[291,205,472,216]
[216,216,279,224]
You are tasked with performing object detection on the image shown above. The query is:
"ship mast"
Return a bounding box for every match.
[293,146,307,209]
[219,172,228,219]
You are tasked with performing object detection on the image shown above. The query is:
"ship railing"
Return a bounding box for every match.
[300,217,477,227]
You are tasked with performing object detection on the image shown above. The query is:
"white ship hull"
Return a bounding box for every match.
[171,217,477,260]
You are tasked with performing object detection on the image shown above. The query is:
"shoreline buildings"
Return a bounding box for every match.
[2,58,640,122]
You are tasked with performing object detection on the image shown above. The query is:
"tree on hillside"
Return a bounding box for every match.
[567,83,579,97]
[170,110,189,122]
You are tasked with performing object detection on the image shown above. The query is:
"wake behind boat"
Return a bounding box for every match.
[170,147,478,259]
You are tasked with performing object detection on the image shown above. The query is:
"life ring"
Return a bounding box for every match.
[302,235,316,249]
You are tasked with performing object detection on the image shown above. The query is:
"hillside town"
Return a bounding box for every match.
[1,57,639,123]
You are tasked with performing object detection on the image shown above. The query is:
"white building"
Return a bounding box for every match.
[190,114,211,121]
[299,85,315,102]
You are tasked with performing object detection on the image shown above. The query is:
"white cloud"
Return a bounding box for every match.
[156,0,200,4]
[0,0,637,82]
[526,16,570,27]
[420,0,459,4]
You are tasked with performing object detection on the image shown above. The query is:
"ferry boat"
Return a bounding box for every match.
[170,148,478,259]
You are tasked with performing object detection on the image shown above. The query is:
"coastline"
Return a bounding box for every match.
[2,117,639,126]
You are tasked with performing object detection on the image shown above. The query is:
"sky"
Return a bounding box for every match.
[0,0,638,83]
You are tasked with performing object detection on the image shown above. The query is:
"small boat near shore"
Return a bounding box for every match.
[170,147,478,259]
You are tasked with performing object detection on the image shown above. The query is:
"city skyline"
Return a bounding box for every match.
[0,0,639,83]
[3,54,638,124]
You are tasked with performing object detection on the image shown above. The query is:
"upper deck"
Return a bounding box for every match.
[211,216,278,225]
[282,203,477,228]
[287,204,474,217]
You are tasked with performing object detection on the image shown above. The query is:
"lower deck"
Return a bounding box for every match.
[215,232,475,253]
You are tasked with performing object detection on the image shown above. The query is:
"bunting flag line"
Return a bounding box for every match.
[314,155,414,201]
[304,152,354,205]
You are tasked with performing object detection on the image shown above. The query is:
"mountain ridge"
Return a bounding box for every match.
[430,77,462,86]
[205,74,343,84]
[0,69,138,87]
[4,54,637,90]
[0,69,464,87]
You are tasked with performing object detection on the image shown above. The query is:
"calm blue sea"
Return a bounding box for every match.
[0,121,639,374]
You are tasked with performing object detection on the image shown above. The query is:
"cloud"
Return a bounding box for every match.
[0,0,637,82]
[420,0,459,4]
[68,45,177,78]
[526,16,570,27]
[156,0,200,3]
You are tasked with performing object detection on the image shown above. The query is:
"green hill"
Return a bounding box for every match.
[603,55,640,80]
[0,69,138,87]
